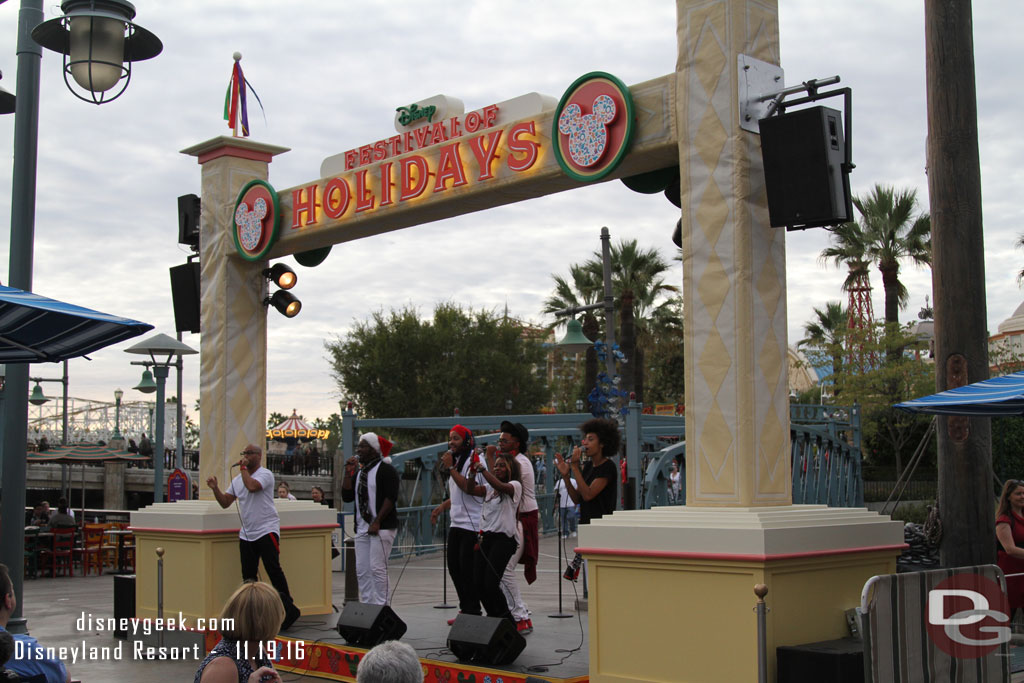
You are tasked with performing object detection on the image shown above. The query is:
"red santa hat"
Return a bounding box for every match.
[361,432,393,461]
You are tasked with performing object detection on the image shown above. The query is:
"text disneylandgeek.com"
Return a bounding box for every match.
[13,612,307,664]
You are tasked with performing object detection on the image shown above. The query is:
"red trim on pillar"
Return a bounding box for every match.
[573,543,907,562]
[196,146,276,165]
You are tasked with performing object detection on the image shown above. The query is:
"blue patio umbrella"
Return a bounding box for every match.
[0,284,153,363]
[895,370,1024,416]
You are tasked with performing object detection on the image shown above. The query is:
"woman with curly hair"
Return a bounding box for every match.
[555,417,620,580]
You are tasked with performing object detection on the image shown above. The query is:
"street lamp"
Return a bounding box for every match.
[113,388,123,439]
[27,360,69,445]
[554,227,619,411]
[31,0,163,105]
[125,333,197,503]
[0,0,162,634]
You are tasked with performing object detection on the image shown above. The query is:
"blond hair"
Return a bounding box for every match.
[220,581,285,647]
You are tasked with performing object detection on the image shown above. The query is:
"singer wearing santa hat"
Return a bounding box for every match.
[342,432,400,605]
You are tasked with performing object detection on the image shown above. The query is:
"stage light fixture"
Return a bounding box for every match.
[266,290,301,318]
[263,263,297,290]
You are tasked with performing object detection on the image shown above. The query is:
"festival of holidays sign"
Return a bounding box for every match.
[232,73,652,259]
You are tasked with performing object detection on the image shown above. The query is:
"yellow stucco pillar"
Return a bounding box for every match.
[127,139,335,632]
[181,136,289,490]
[677,0,789,507]
[579,3,905,681]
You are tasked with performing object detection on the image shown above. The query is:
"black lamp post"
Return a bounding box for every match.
[0,0,161,633]
[113,387,123,439]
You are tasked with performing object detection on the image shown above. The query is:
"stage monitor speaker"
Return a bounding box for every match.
[336,602,407,648]
[776,637,864,683]
[177,194,201,247]
[758,105,852,230]
[447,614,526,666]
[169,261,201,334]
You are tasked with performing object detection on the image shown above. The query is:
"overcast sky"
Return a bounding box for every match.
[0,1,1020,445]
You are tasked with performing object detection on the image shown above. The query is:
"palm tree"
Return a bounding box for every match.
[798,301,846,395]
[822,184,930,364]
[545,239,681,403]
[852,184,932,327]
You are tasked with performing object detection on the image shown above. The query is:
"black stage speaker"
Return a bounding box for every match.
[177,194,201,247]
[336,602,407,647]
[758,106,852,230]
[776,637,864,683]
[169,261,201,334]
[447,614,526,666]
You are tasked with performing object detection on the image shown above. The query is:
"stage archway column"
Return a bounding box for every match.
[129,138,335,633]
[578,2,904,681]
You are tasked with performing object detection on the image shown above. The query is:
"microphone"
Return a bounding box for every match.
[230,462,241,468]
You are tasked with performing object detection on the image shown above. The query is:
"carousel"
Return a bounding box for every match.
[265,410,329,474]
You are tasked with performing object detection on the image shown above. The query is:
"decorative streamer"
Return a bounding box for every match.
[223,52,266,137]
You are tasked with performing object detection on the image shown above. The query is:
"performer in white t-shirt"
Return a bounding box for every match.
[460,451,521,621]
[431,425,486,621]
[207,444,301,630]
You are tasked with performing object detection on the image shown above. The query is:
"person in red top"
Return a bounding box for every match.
[996,478,1024,615]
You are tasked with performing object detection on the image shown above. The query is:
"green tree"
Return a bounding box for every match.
[312,413,344,454]
[325,303,548,419]
[831,322,935,474]
[798,301,846,390]
[266,411,288,430]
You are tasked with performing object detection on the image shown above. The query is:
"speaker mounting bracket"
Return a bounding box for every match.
[738,54,785,133]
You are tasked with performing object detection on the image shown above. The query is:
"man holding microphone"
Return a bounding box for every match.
[207,444,301,630]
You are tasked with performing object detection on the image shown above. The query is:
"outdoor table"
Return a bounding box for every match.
[104,529,134,574]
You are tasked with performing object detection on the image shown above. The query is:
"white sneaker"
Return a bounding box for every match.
[571,531,577,537]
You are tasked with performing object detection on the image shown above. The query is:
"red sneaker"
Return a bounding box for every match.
[447,611,461,626]
[516,619,533,635]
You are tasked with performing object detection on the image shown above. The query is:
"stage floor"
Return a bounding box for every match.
[276,533,591,681]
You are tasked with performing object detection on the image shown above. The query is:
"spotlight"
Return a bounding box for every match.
[263,263,297,290]
[266,290,301,318]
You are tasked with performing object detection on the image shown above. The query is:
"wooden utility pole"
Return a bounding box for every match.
[925,0,992,567]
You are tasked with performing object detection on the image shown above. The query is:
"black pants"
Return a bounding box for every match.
[239,533,296,612]
[474,531,518,620]
[447,526,481,615]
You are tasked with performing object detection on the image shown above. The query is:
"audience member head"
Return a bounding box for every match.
[311,486,324,503]
[219,581,285,650]
[277,482,291,499]
[0,564,15,626]
[997,478,1024,518]
[0,629,14,667]
[356,640,423,683]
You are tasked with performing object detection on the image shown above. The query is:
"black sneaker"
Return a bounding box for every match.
[281,604,301,630]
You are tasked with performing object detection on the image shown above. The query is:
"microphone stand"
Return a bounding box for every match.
[434,464,455,609]
[549,499,572,619]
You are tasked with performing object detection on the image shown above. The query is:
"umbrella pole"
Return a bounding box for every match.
[81,464,85,520]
